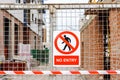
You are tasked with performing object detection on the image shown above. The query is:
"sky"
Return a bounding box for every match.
[44,0,89,30]
[43,0,89,43]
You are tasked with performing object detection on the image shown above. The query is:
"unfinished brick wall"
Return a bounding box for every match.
[81,15,104,70]
[109,8,120,80]
[81,8,120,79]
[80,15,104,80]
[0,10,24,59]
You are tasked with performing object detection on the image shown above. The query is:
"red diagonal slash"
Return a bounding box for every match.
[59,35,74,50]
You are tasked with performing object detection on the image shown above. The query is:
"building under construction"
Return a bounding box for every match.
[0,0,119,80]
[80,0,120,80]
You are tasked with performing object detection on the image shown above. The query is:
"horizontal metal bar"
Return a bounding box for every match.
[0,3,120,9]
[54,3,120,9]
[0,4,49,9]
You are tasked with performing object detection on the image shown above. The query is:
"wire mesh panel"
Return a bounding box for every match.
[0,2,120,80]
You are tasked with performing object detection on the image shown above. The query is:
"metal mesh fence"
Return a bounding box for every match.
[0,3,120,80]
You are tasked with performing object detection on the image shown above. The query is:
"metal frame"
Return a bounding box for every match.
[0,3,120,77]
[0,3,120,9]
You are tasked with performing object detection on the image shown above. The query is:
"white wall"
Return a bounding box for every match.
[0,0,24,22]
[0,0,16,3]
[0,0,24,3]
[8,10,24,23]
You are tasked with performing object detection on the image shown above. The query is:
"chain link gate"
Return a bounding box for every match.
[0,3,120,80]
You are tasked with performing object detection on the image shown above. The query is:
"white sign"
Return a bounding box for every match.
[53,31,80,67]
[18,43,31,69]
[19,43,30,54]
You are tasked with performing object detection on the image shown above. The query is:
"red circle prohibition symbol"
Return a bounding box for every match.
[54,31,79,54]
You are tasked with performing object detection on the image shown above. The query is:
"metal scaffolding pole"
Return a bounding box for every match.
[0,3,120,9]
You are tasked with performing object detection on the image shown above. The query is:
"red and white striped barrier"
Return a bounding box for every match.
[0,70,119,75]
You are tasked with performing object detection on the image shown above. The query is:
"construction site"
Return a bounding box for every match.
[0,0,120,80]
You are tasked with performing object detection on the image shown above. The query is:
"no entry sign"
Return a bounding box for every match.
[53,31,80,67]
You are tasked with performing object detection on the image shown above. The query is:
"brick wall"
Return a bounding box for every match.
[81,15,104,70]
[1,10,25,58]
[0,9,41,60]
[81,8,120,80]
[80,15,104,79]
[109,8,120,80]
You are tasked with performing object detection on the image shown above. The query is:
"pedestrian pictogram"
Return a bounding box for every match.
[53,31,80,67]
[62,35,71,51]
[54,31,79,54]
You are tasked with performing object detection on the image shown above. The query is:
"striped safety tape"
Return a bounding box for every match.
[0,70,119,75]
